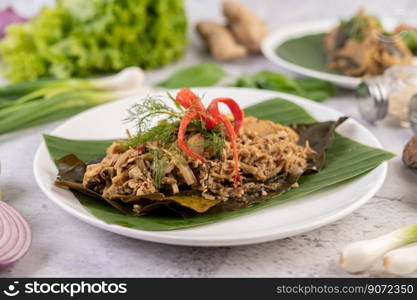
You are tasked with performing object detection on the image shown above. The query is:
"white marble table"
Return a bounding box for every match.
[0,0,417,277]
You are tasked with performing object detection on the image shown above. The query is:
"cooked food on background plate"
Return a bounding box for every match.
[325,10,412,77]
[393,25,417,55]
[273,10,417,84]
[53,88,346,217]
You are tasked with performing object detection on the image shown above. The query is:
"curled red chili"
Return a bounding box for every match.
[177,111,206,162]
[175,87,205,111]
[175,88,244,187]
[206,97,244,132]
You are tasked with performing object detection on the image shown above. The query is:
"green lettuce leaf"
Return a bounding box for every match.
[0,0,187,82]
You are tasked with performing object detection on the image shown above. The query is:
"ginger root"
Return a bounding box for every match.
[223,0,268,53]
[197,20,248,60]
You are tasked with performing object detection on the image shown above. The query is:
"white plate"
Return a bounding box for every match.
[33,87,387,246]
[261,19,406,89]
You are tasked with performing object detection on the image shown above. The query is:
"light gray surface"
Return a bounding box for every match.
[1,0,417,277]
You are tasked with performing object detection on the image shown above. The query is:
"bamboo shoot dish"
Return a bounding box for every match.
[325,10,413,76]
[54,88,346,217]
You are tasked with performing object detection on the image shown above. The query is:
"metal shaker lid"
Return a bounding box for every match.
[356,77,389,123]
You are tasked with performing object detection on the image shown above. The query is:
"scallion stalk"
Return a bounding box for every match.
[339,224,417,274]
[0,67,147,135]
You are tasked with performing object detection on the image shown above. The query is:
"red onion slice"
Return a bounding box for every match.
[0,201,31,267]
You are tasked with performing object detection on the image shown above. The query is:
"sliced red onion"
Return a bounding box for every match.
[0,201,31,267]
[0,7,27,38]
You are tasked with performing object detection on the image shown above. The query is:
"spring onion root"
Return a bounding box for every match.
[339,224,417,273]
[384,244,417,275]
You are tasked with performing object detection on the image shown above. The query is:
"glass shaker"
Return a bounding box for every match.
[356,65,417,132]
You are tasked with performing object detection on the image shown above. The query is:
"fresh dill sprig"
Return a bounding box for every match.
[124,120,179,148]
[125,95,182,132]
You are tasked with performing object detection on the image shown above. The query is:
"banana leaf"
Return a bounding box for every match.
[44,98,394,231]
[276,33,341,74]
[291,116,348,171]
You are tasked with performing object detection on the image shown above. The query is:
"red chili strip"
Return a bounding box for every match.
[206,97,244,133]
[175,89,244,187]
[176,88,217,129]
[177,111,206,163]
[176,88,205,111]
[216,114,241,187]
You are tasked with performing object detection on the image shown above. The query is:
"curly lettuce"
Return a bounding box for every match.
[0,0,187,82]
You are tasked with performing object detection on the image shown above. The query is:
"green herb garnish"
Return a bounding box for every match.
[151,155,168,188]
[124,120,180,149]
[339,12,382,42]
[125,95,182,133]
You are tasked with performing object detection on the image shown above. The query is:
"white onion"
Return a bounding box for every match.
[0,201,31,267]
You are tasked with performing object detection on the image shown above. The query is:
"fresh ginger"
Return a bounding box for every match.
[223,0,268,53]
[197,20,248,60]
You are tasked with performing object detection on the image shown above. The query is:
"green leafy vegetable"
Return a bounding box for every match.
[44,99,394,230]
[0,0,187,82]
[157,63,226,88]
[157,63,336,102]
[232,71,336,102]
